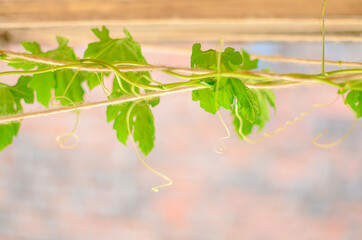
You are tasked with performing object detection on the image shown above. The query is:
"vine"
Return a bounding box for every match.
[0,0,361,191]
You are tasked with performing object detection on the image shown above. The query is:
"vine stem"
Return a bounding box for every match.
[0,50,361,85]
[0,81,302,124]
[3,49,362,68]
[141,45,362,68]
[250,54,362,68]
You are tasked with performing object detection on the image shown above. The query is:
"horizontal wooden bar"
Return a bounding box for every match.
[0,0,361,44]
[0,0,361,21]
[0,18,361,45]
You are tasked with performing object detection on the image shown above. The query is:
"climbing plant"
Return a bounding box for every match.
[0,1,361,191]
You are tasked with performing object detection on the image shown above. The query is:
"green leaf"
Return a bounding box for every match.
[230,78,260,123]
[0,76,34,151]
[345,90,362,118]
[133,104,156,155]
[83,72,103,90]
[8,37,86,107]
[190,43,275,139]
[191,44,245,112]
[232,107,253,137]
[21,42,42,55]
[232,89,276,138]
[112,103,132,145]
[191,43,243,70]
[84,27,147,64]
[190,43,263,118]
[0,122,20,152]
[89,26,159,155]
[240,49,259,70]
[192,88,218,114]
[11,76,35,105]
[54,70,85,105]
[107,101,156,156]
[29,71,55,107]
[216,78,234,110]
[7,42,41,70]
[85,26,155,94]
[106,104,122,123]
[43,37,77,61]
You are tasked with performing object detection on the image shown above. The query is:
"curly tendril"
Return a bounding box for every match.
[126,101,172,192]
[312,116,357,148]
[51,96,80,149]
[312,92,358,148]
[97,73,111,96]
[235,95,340,145]
[213,39,232,154]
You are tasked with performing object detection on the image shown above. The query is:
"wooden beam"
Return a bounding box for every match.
[1,19,361,45]
[1,0,361,20]
[0,0,361,44]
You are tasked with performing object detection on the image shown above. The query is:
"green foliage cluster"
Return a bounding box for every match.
[191,43,275,138]
[0,26,361,154]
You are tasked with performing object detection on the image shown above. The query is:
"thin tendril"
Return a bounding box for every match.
[126,101,172,192]
[51,96,80,149]
[322,0,328,75]
[131,85,140,97]
[63,70,79,96]
[312,92,358,148]
[80,59,163,91]
[97,73,111,96]
[135,73,165,88]
[214,111,231,154]
[115,73,130,94]
[312,51,359,148]
[235,95,340,143]
[312,116,357,148]
[213,39,231,154]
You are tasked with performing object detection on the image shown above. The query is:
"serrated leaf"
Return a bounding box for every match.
[216,78,234,110]
[84,26,147,64]
[240,49,259,70]
[108,101,156,156]
[11,76,35,105]
[230,78,260,123]
[191,43,217,69]
[345,90,362,118]
[133,104,156,155]
[191,43,243,70]
[232,89,275,139]
[54,70,85,105]
[191,43,262,119]
[22,42,42,55]
[192,88,218,114]
[86,72,103,90]
[190,43,275,140]
[8,37,86,107]
[44,37,77,61]
[8,60,37,71]
[106,103,122,123]
[90,26,159,155]
[29,71,55,107]
[85,26,155,94]
[191,44,245,113]
[7,42,41,70]
[40,37,85,105]
[0,76,34,151]
[112,103,132,145]
[232,107,254,137]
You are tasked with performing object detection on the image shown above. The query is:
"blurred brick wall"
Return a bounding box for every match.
[0,42,361,240]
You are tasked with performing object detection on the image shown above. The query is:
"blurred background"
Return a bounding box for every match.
[0,0,361,239]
